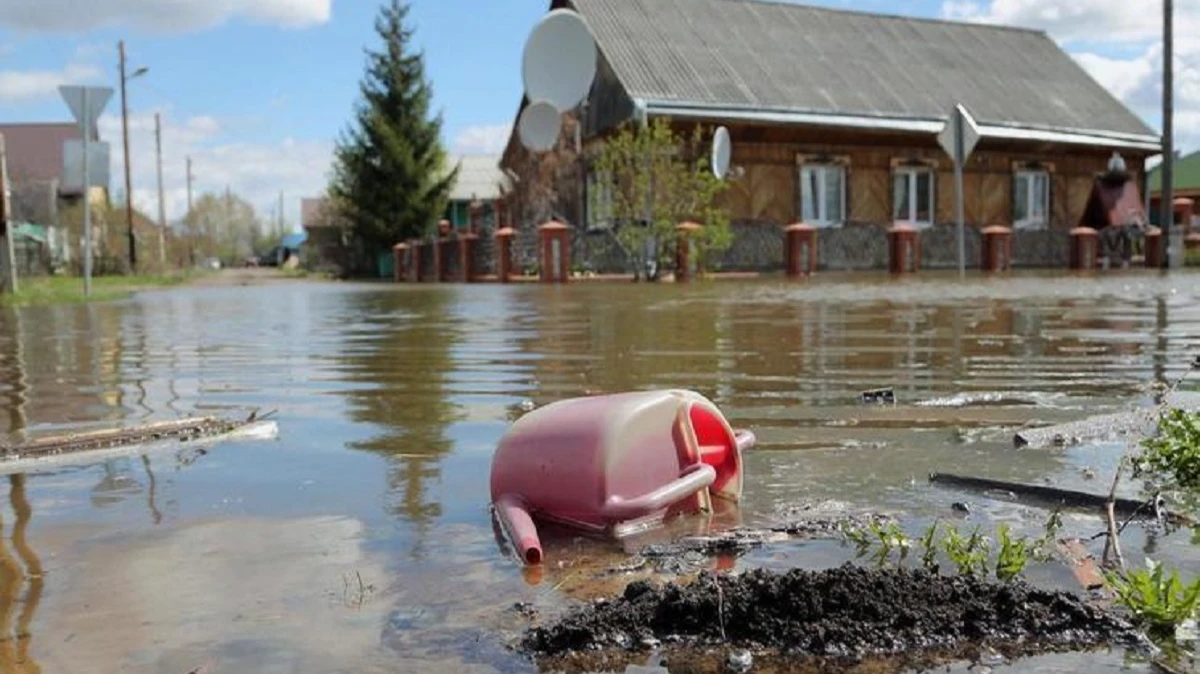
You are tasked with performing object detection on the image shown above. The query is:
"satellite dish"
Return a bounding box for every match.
[712,126,732,179]
[522,8,597,112]
[518,100,562,153]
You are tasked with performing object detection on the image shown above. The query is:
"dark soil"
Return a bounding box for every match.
[522,564,1133,661]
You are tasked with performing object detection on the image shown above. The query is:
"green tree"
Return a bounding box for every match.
[590,118,732,281]
[328,0,457,258]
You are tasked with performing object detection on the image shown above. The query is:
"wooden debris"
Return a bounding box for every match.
[3,417,249,459]
[0,412,278,475]
[927,472,1194,527]
[1056,538,1107,595]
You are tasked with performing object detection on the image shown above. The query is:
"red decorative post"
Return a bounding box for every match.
[1069,227,1099,270]
[1144,226,1164,268]
[1174,197,1194,231]
[392,242,408,283]
[675,221,702,282]
[980,224,1013,272]
[495,227,515,283]
[784,222,818,277]
[436,219,452,282]
[887,222,920,274]
[411,239,425,282]
[538,219,570,283]
[459,231,478,282]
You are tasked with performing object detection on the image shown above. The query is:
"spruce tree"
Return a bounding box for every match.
[329,0,457,253]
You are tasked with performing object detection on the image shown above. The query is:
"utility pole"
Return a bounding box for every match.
[1160,0,1174,270]
[155,112,166,268]
[119,40,138,274]
[0,135,18,294]
[185,156,195,265]
[278,191,284,236]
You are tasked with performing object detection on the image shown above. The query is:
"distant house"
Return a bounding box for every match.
[1,122,108,270]
[443,154,511,231]
[1146,152,1200,227]
[300,196,345,273]
[499,0,1161,271]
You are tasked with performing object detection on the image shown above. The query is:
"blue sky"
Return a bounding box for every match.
[0,0,1180,226]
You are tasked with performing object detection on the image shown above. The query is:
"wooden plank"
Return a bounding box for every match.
[1056,538,1107,594]
[927,472,1193,527]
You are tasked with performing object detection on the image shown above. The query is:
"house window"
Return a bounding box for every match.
[1013,169,1050,229]
[799,164,845,226]
[893,167,934,227]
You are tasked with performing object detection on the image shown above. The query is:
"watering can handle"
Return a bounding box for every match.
[735,429,756,452]
[601,463,716,521]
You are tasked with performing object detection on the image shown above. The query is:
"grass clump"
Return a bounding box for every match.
[2,273,198,307]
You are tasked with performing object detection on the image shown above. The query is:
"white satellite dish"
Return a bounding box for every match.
[712,126,732,179]
[518,100,562,153]
[522,8,598,112]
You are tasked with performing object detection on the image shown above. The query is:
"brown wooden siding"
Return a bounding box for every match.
[707,123,1145,228]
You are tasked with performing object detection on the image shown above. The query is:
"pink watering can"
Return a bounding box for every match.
[489,389,756,565]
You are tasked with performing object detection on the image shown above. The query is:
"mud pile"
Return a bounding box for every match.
[522,564,1131,660]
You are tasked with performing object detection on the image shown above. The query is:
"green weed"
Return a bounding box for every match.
[1105,558,1200,637]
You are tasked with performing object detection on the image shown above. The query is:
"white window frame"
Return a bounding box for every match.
[1013,169,1050,230]
[798,164,846,228]
[893,166,935,229]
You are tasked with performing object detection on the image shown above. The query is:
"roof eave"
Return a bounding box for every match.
[641,101,1162,153]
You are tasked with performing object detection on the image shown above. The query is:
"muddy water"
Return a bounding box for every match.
[1,270,1199,673]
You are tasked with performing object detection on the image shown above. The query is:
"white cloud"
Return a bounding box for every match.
[0,63,102,104]
[97,108,333,229]
[940,0,1200,45]
[0,0,331,33]
[452,124,512,155]
[942,0,1200,153]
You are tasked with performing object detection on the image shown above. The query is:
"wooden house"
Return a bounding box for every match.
[498,0,1161,272]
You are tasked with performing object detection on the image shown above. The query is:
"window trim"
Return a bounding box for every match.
[892,165,936,229]
[798,163,847,228]
[1013,169,1051,230]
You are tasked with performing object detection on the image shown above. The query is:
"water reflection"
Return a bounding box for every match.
[336,289,462,553]
[0,273,1193,672]
[0,474,43,673]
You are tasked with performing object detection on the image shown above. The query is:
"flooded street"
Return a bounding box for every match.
[2,270,1200,673]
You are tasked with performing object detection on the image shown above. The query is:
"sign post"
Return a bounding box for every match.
[938,104,980,278]
[59,85,113,298]
[0,135,17,294]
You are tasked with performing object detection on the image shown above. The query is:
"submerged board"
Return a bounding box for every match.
[0,416,279,476]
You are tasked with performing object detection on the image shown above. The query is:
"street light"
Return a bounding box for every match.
[119,40,148,273]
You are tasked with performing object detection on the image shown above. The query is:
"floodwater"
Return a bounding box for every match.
[1,269,1200,673]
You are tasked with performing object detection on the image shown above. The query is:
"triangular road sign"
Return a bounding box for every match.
[58,85,114,129]
[938,103,980,164]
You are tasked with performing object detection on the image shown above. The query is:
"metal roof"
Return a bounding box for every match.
[568,0,1159,147]
[448,154,508,202]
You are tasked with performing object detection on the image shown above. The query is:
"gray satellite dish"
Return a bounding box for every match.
[522,8,597,112]
[518,100,562,153]
[712,126,732,179]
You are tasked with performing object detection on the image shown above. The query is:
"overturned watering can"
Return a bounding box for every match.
[489,389,756,565]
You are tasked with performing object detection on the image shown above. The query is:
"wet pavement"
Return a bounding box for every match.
[1,269,1199,672]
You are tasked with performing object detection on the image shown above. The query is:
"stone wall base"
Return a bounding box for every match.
[424,222,1077,277]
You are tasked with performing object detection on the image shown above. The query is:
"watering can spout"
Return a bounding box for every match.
[495,495,543,565]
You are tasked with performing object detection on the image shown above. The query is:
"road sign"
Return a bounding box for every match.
[58,85,112,299]
[59,85,113,129]
[938,104,980,278]
[62,139,111,192]
[938,104,980,164]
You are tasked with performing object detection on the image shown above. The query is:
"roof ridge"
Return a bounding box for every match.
[711,0,1049,36]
